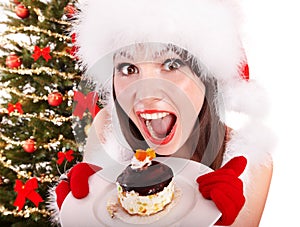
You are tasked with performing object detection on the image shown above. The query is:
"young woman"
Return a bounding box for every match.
[51,1,273,226]
[111,43,226,169]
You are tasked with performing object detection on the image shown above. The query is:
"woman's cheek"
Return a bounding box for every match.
[114,82,137,117]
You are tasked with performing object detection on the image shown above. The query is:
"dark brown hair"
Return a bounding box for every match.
[112,44,227,170]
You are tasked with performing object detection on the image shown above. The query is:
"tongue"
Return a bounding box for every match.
[150,114,176,137]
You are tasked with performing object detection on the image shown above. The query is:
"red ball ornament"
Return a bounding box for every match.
[13,0,20,4]
[22,139,36,153]
[15,4,29,19]
[64,3,76,18]
[48,91,63,106]
[5,53,22,69]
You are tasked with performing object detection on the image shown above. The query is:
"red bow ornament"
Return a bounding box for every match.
[7,102,23,114]
[13,178,43,211]
[71,33,77,43]
[66,33,79,59]
[57,149,74,165]
[32,46,52,62]
[73,91,101,119]
[66,46,79,59]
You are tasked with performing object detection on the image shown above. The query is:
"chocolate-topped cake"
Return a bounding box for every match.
[116,149,174,216]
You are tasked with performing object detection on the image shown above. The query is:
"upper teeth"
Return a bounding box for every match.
[140,112,169,120]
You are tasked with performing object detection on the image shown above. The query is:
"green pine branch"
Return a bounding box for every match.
[0,0,89,225]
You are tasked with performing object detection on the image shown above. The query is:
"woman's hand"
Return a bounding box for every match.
[55,162,102,209]
[196,156,247,226]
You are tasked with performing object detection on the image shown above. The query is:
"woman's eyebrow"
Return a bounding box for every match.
[113,46,181,62]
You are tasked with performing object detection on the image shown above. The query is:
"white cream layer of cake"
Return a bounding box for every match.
[117,179,175,216]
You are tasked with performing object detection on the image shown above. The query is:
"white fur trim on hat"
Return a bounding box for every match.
[220,78,270,121]
[74,0,244,81]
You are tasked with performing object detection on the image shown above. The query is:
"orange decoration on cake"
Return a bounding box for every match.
[135,148,156,161]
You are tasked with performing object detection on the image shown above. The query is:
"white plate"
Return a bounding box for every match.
[60,158,221,227]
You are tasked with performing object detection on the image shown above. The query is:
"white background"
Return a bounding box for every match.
[1,0,300,226]
[241,0,300,226]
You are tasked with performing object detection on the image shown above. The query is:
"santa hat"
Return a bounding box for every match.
[72,0,273,166]
[73,0,269,122]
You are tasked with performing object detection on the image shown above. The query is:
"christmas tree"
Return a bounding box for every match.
[0,0,101,225]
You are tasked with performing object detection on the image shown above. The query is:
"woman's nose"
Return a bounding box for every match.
[138,63,162,79]
[133,63,171,102]
[134,78,164,100]
[133,77,176,106]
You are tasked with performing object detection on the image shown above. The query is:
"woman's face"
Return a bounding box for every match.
[113,47,205,155]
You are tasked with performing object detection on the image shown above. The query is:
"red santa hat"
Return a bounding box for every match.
[73,0,273,167]
[73,0,269,122]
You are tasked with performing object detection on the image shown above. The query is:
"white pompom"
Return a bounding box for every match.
[221,79,270,119]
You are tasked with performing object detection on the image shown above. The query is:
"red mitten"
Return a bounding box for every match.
[55,180,70,209]
[196,156,247,226]
[55,162,102,209]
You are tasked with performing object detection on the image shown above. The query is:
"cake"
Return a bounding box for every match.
[116,148,174,216]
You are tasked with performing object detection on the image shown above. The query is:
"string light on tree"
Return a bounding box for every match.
[5,53,22,69]
[48,91,63,106]
[15,3,29,19]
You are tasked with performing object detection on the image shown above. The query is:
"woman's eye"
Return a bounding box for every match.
[117,63,139,75]
[162,59,185,71]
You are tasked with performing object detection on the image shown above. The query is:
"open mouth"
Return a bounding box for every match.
[137,110,177,145]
